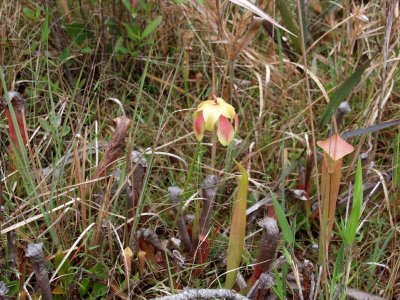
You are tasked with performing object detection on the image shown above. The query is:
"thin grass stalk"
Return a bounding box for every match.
[181,32,191,106]
[294,0,322,282]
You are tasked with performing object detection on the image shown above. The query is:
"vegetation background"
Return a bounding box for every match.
[0,0,399,299]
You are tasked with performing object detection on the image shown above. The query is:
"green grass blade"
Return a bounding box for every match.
[330,242,345,298]
[272,194,294,245]
[275,0,301,52]
[342,159,363,244]
[319,59,371,127]
[225,160,248,289]
[41,6,49,44]
[272,268,285,300]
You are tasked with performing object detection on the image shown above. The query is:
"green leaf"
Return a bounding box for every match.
[53,248,70,275]
[38,118,51,132]
[65,23,94,44]
[90,262,108,280]
[80,46,92,54]
[121,0,132,12]
[22,7,35,20]
[272,194,294,245]
[225,160,248,289]
[78,278,90,297]
[0,279,19,297]
[90,282,108,298]
[124,23,141,42]
[41,7,49,44]
[319,59,371,127]
[271,268,285,300]
[61,126,71,137]
[141,16,162,39]
[329,242,345,298]
[341,159,363,244]
[59,48,70,62]
[282,247,292,265]
[115,36,128,55]
[332,242,345,280]
[35,7,41,19]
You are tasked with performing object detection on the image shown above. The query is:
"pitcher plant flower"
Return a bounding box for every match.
[193,96,238,146]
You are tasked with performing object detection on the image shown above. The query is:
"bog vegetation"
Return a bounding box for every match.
[0,0,399,299]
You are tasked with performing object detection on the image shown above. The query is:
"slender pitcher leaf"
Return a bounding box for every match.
[243,217,280,294]
[317,134,353,282]
[319,59,371,127]
[225,160,248,289]
[319,155,342,278]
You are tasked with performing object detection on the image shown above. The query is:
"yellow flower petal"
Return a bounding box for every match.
[197,98,235,119]
[218,101,236,119]
[197,100,217,110]
[193,97,238,143]
[202,105,221,131]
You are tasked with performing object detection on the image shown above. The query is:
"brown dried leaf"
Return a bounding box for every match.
[95,116,131,178]
[233,21,261,59]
